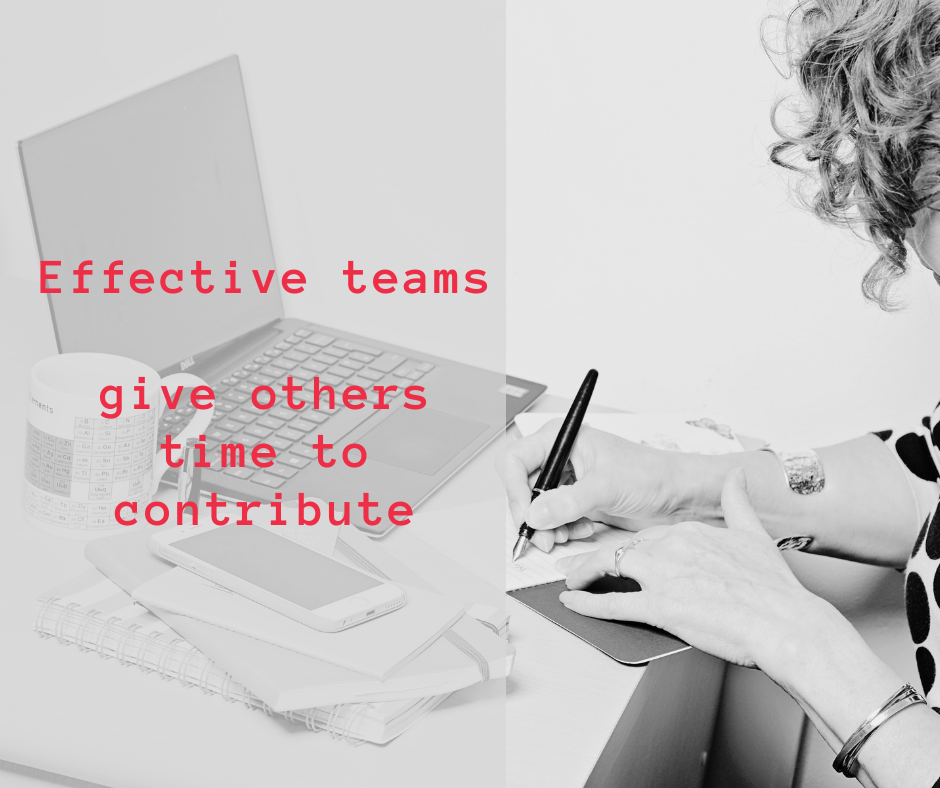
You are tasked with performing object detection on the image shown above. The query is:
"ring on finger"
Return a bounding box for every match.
[613,538,648,578]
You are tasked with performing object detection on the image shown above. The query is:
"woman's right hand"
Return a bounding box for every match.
[496,420,712,552]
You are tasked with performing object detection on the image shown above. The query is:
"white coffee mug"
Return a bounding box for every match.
[23,352,214,540]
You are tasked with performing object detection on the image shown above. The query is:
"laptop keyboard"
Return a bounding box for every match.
[159,326,434,489]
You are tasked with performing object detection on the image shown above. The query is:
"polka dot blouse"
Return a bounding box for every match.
[875,424,940,712]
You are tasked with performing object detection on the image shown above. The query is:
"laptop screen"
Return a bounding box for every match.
[18,56,282,374]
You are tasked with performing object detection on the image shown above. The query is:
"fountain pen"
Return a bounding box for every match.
[511,369,598,562]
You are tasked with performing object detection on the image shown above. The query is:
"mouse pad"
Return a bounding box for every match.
[507,577,689,665]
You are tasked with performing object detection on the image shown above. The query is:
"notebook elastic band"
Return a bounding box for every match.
[336,537,390,580]
[338,538,490,682]
[444,629,489,682]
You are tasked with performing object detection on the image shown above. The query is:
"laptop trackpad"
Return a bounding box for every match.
[360,408,487,476]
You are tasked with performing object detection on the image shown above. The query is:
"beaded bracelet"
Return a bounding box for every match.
[832,683,927,777]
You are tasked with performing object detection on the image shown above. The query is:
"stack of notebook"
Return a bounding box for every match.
[35,520,513,744]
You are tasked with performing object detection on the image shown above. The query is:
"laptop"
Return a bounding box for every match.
[18,56,543,536]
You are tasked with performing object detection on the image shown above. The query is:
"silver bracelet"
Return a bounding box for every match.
[760,446,826,495]
[832,683,927,777]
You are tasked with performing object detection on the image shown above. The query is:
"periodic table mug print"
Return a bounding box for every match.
[23,353,214,540]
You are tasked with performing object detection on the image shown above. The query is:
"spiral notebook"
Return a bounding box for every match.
[35,569,444,744]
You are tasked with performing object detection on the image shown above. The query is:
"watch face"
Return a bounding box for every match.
[774,535,814,552]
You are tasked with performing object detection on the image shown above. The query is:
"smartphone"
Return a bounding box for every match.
[148,522,406,632]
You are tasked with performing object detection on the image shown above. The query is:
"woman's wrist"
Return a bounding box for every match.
[761,595,940,788]
[673,451,762,520]
[759,594,903,740]
[674,449,802,536]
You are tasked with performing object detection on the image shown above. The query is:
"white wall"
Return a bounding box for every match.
[508,1,940,446]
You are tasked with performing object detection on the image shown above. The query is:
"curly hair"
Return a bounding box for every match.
[769,0,940,308]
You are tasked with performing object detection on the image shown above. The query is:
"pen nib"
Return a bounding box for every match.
[511,534,528,563]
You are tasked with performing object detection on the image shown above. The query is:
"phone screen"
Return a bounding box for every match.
[171,523,383,610]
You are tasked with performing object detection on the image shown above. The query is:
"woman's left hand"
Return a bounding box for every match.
[558,468,823,670]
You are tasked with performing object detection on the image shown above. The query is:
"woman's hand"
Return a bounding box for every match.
[558,470,940,788]
[557,468,824,670]
[496,420,709,553]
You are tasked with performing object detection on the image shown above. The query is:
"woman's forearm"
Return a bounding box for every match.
[760,596,940,788]
[677,434,928,567]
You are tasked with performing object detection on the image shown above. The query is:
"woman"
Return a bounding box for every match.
[497,2,940,786]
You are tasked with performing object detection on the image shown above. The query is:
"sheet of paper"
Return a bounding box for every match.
[406,498,636,592]
[514,412,745,454]
[505,515,637,591]
[409,414,747,593]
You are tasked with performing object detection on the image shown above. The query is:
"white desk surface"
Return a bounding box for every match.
[0,277,644,788]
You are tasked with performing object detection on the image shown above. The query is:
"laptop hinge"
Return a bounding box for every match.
[158,318,283,379]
